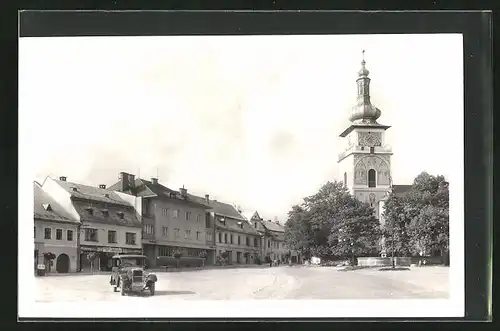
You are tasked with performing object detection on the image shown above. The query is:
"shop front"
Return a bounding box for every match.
[79,245,143,272]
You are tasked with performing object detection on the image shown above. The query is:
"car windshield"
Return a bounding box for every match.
[119,258,144,267]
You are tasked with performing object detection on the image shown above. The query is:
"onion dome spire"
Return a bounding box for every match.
[349,50,382,124]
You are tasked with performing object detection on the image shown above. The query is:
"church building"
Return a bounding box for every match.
[337,51,393,220]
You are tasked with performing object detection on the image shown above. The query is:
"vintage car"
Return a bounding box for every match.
[109,254,158,296]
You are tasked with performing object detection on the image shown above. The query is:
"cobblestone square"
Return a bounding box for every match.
[36,266,449,302]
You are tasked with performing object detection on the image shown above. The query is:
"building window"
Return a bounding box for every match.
[44,228,51,240]
[126,232,136,245]
[85,228,98,242]
[370,146,375,154]
[85,207,93,216]
[162,226,168,237]
[174,228,180,238]
[230,234,233,244]
[218,232,222,242]
[254,222,257,228]
[173,210,179,219]
[205,213,211,228]
[56,229,63,240]
[196,231,201,240]
[34,226,36,238]
[206,232,213,241]
[67,230,73,241]
[368,169,376,187]
[185,230,191,239]
[108,230,117,243]
[246,237,250,246]
[185,211,191,220]
[237,236,241,245]
[224,233,228,243]
[143,224,154,235]
[196,214,201,222]
[268,240,270,248]
[254,238,258,247]
[162,208,168,217]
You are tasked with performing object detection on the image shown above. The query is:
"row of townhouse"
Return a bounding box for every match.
[33,172,302,273]
[250,212,302,264]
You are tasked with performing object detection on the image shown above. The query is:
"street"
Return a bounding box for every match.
[36,266,449,302]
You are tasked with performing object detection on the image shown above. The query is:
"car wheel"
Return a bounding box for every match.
[149,282,155,296]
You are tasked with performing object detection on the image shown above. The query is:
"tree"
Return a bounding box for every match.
[173,250,182,268]
[284,205,313,259]
[381,194,412,257]
[382,171,449,262]
[328,198,381,264]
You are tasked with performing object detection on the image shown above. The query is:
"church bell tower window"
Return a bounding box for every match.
[368,169,376,187]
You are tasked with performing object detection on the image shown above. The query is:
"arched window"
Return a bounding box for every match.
[344,172,347,186]
[368,169,376,187]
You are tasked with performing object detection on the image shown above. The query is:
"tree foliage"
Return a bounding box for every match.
[284,181,380,261]
[382,171,449,259]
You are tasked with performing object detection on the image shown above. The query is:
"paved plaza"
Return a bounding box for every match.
[35,266,449,302]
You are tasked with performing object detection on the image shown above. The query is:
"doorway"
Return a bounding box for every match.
[56,253,70,273]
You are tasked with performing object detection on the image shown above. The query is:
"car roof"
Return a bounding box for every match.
[111,254,147,259]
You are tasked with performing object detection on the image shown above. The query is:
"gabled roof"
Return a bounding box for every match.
[55,179,131,207]
[251,211,262,221]
[214,214,261,236]
[34,183,78,224]
[392,185,412,197]
[260,219,285,233]
[110,178,210,209]
[71,201,141,228]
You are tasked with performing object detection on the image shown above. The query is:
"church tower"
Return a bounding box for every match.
[337,51,393,219]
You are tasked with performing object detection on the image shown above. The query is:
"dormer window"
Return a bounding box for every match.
[237,221,243,228]
[42,203,52,212]
[219,218,225,223]
[71,187,78,192]
[102,209,109,217]
[117,211,124,219]
[104,193,110,198]
[85,207,93,216]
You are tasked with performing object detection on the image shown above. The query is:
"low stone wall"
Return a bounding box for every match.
[357,257,411,267]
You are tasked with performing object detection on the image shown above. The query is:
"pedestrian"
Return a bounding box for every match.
[269,260,272,267]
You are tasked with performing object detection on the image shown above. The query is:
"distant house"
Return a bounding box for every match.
[34,182,79,273]
[250,211,301,264]
[198,199,261,265]
[109,172,214,267]
[41,176,142,272]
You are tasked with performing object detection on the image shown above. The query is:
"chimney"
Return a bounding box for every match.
[119,172,130,191]
[59,176,67,181]
[205,194,210,204]
[179,186,187,197]
[151,177,158,185]
[128,174,136,188]
[99,184,106,189]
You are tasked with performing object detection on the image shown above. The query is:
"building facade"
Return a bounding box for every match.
[207,201,262,265]
[41,176,142,272]
[34,182,79,273]
[109,172,215,267]
[250,212,300,263]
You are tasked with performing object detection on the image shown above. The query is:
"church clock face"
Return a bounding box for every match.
[359,132,381,147]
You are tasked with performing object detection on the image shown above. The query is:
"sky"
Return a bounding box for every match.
[19,34,463,222]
